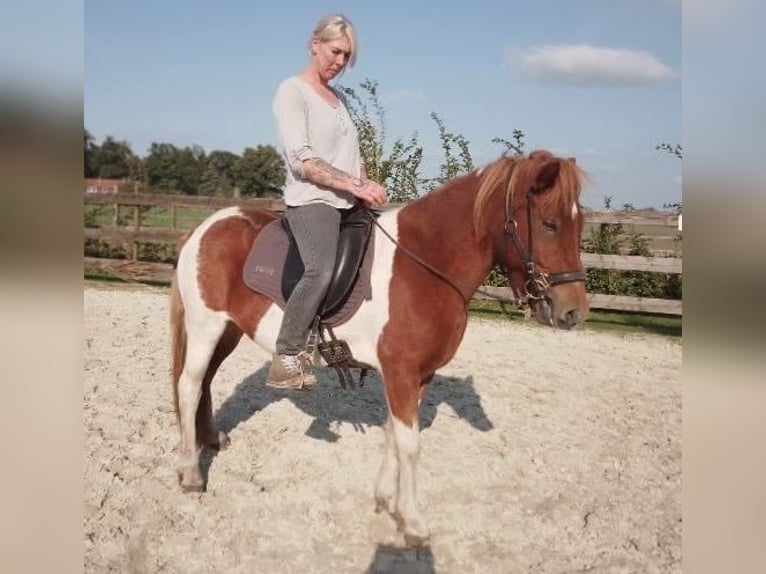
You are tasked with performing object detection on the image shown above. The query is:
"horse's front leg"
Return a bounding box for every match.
[375,416,399,516]
[380,372,432,546]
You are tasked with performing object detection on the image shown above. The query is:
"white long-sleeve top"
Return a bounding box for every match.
[272,76,362,209]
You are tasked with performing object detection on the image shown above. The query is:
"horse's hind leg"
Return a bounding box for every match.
[196,321,243,451]
[177,317,229,492]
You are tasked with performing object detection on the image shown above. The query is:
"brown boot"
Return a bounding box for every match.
[266,352,316,390]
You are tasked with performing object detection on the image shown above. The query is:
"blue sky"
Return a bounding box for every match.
[84,0,682,209]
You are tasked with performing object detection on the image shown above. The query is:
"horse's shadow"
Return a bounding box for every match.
[365,544,435,574]
[201,363,494,480]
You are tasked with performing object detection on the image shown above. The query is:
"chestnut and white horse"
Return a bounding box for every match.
[170,150,589,545]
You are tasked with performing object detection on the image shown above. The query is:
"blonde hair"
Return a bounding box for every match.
[310,14,358,68]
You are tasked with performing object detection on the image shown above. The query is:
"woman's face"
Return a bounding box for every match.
[311,36,351,82]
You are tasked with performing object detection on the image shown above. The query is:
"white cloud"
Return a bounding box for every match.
[510,44,677,85]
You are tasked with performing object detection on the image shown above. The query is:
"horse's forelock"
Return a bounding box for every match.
[536,157,585,217]
[518,151,585,216]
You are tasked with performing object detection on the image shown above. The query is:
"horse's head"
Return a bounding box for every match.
[475,150,589,329]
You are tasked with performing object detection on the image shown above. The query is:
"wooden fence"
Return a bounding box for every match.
[84,192,682,316]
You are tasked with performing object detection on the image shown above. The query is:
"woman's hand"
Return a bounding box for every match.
[350,178,387,207]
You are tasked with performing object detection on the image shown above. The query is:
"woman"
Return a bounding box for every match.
[268,14,388,390]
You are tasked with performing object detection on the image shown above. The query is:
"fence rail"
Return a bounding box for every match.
[84,193,682,315]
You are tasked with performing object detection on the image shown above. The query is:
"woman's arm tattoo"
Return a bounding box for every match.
[303,158,366,193]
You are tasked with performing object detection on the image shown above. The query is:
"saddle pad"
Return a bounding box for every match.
[242,219,375,328]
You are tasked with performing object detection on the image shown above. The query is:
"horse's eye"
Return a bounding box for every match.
[542,221,557,232]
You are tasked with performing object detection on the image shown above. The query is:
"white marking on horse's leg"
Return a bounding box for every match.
[176,313,228,488]
[375,416,399,515]
[176,336,217,490]
[572,201,579,219]
[392,416,430,544]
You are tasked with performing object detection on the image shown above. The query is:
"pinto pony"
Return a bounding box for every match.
[170,150,589,545]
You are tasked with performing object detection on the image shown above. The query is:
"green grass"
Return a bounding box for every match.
[582,310,681,337]
[468,299,681,338]
[85,205,216,229]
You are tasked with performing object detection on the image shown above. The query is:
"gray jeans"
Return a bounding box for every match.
[276,203,342,355]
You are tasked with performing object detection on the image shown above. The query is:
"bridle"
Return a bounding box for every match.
[500,180,586,307]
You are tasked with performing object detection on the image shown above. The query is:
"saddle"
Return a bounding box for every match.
[243,205,377,388]
[281,205,372,317]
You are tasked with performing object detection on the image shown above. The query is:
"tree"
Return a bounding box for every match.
[93,136,137,180]
[425,111,474,191]
[84,128,99,177]
[655,142,682,159]
[199,150,240,196]
[144,143,206,194]
[339,79,387,184]
[656,142,682,213]
[339,79,424,201]
[492,130,526,157]
[232,145,285,197]
[384,134,424,202]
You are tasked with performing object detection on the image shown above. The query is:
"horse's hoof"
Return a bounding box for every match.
[404,532,430,547]
[181,483,206,493]
[177,471,206,493]
[215,431,231,451]
[200,431,230,451]
[374,496,395,515]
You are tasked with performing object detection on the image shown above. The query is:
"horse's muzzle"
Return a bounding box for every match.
[558,307,586,330]
[533,299,588,330]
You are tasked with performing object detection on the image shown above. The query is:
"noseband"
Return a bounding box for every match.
[502,182,586,307]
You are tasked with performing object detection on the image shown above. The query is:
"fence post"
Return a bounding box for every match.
[132,205,141,261]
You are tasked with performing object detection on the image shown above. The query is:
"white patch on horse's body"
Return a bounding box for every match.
[252,304,282,353]
[332,207,401,367]
[571,201,579,219]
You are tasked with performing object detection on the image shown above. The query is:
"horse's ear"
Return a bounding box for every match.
[532,159,561,194]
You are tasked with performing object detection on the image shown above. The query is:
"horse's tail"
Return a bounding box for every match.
[169,271,186,422]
